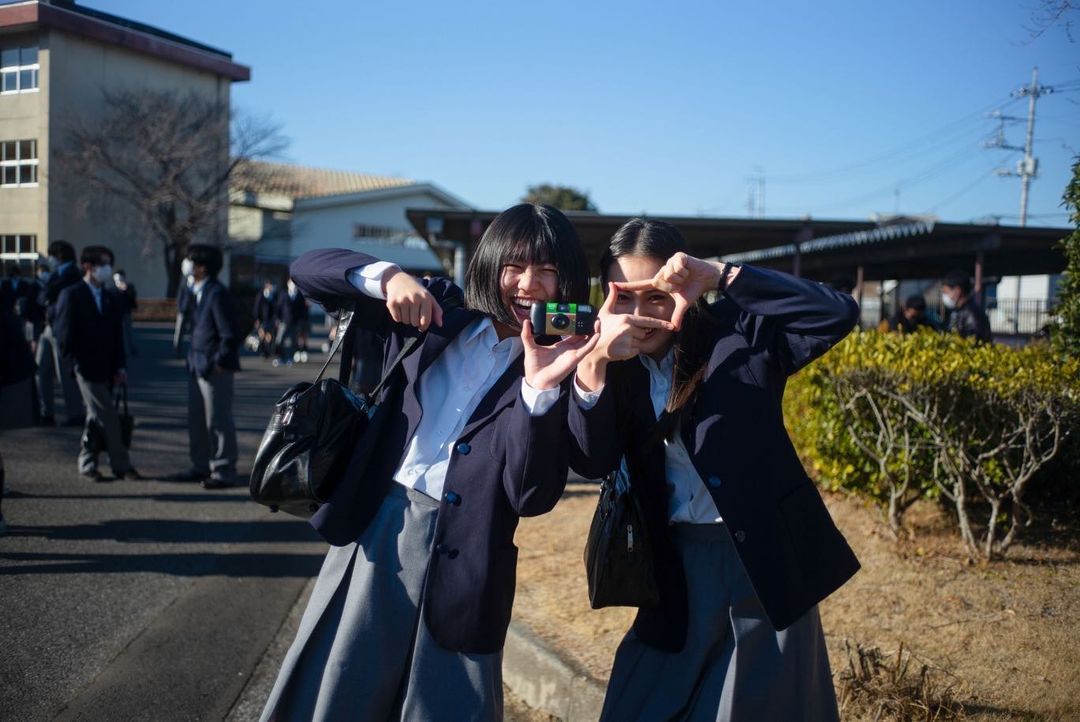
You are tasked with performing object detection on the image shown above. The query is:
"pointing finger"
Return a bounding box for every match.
[669,295,690,331]
[624,315,676,331]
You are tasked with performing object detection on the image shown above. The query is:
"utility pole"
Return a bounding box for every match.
[745,168,765,218]
[986,67,1054,226]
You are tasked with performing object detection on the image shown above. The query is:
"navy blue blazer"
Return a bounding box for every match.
[569,265,861,650]
[289,248,571,654]
[186,279,241,378]
[39,262,82,326]
[53,281,125,384]
[252,291,277,328]
[276,291,309,327]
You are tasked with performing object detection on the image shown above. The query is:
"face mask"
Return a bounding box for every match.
[941,293,957,310]
[93,264,113,285]
[180,258,195,278]
[38,270,51,283]
[287,281,297,294]
[46,256,59,271]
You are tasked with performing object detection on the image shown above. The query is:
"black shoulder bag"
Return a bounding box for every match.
[249,310,420,518]
[583,461,660,609]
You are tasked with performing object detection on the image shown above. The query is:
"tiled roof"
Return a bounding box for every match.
[233,160,413,200]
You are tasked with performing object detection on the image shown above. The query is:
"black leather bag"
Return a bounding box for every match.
[249,310,418,518]
[115,383,134,449]
[584,463,660,609]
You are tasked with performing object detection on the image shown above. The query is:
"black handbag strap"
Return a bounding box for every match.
[114,382,129,414]
[312,307,421,400]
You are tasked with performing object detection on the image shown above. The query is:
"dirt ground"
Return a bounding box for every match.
[512,482,1080,721]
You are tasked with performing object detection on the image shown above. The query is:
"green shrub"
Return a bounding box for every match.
[785,329,1080,558]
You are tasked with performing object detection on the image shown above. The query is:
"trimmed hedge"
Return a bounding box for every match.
[785,329,1080,559]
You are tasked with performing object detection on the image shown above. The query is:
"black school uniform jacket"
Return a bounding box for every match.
[53,281,125,384]
[568,265,861,652]
[289,248,572,654]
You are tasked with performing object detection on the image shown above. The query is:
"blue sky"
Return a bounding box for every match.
[92,0,1079,225]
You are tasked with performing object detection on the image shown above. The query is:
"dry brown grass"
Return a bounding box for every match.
[512,483,1080,721]
[836,640,965,721]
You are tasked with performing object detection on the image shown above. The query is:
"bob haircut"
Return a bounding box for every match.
[464,203,590,327]
[187,244,224,278]
[80,245,114,267]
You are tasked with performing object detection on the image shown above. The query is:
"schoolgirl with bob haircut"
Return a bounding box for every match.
[261,203,598,722]
[569,218,861,721]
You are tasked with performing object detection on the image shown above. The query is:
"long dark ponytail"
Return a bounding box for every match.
[600,219,714,440]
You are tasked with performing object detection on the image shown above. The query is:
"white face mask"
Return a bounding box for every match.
[287,281,297,294]
[941,292,957,310]
[93,264,113,285]
[180,258,195,278]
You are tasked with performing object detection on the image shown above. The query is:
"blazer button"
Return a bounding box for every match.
[707,475,722,488]
[435,543,449,555]
[456,442,471,455]
[445,491,462,506]
[734,530,747,543]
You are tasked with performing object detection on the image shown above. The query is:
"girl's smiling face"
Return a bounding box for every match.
[499,260,560,326]
[607,255,677,360]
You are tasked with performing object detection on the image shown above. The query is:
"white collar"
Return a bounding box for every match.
[639,348,675,377]
[465,317,521,354]
[193,278,209,295]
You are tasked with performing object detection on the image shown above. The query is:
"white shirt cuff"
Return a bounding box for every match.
[520,379,560,417]
[572,373,603,410]
[346,262,400,299]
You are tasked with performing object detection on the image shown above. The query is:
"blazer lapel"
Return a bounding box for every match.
[459,354,525,440]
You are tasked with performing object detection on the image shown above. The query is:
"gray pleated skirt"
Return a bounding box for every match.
[600,523,839,722]
[260,484,503,722]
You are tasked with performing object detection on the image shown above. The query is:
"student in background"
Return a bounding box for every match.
[168,245,240,489]
[272,277,309,366]
[35,240,86,427]
[113,269,139,357]
[53,245,140,481]
[942,270,992,342]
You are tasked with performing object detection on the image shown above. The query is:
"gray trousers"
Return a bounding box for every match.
[274,322,300,361]
[261,484,502,722]
[74,371,131,475]
[188,371,237,479]
[35,326,85,422]
[600,523,839,722]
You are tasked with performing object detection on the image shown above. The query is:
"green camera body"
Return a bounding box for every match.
[530,301,596,336]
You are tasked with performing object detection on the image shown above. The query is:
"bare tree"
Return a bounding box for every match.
[57,89,287,296]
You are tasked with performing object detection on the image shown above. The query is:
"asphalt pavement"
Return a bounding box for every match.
[0,324,327,721]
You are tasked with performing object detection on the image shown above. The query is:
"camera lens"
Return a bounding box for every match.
[550,314,570,330]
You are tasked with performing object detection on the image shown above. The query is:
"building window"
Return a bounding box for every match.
[0,234,38,274]
[0,140,38,187]
[1,46,39,94]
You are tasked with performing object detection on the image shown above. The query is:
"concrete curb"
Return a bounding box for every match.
[502,621,605,721]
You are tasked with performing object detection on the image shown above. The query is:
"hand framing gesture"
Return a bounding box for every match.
[617,253,739,330]
[593,282,676,362]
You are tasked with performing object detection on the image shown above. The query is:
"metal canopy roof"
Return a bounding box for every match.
[406,208,1069,281]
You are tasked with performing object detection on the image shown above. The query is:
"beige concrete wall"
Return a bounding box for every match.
[0,29,47,253]
[45,29,233,296]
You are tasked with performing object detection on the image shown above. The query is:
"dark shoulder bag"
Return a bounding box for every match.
[249,309,419,518]
[584,461,660,609]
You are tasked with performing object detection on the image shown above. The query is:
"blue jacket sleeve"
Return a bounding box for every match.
[290,248,464,333]
[210,287,239,369]
[500,383,572,517]
[719,264,860,375]
[566,379,625,480]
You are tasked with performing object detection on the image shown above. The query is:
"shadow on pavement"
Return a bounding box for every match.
[0,550,324,578]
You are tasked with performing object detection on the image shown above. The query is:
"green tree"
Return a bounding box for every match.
[521,183,597,212]
[1054,156,1080,358]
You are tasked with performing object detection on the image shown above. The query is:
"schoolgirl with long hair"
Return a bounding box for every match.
[261,203,599,722]
[569,219,861,721]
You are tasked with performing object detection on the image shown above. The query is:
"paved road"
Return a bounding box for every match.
[0,323,549,722]
[0,324,327,721]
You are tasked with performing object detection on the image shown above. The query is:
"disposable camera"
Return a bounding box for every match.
[530,301,596,336]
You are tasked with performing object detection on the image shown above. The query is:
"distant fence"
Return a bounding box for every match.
[987,298,1052,335]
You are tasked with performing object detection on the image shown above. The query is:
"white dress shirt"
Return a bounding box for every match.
[192,278,208,306]
[575,351,723,524]
[347,263,559,500]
